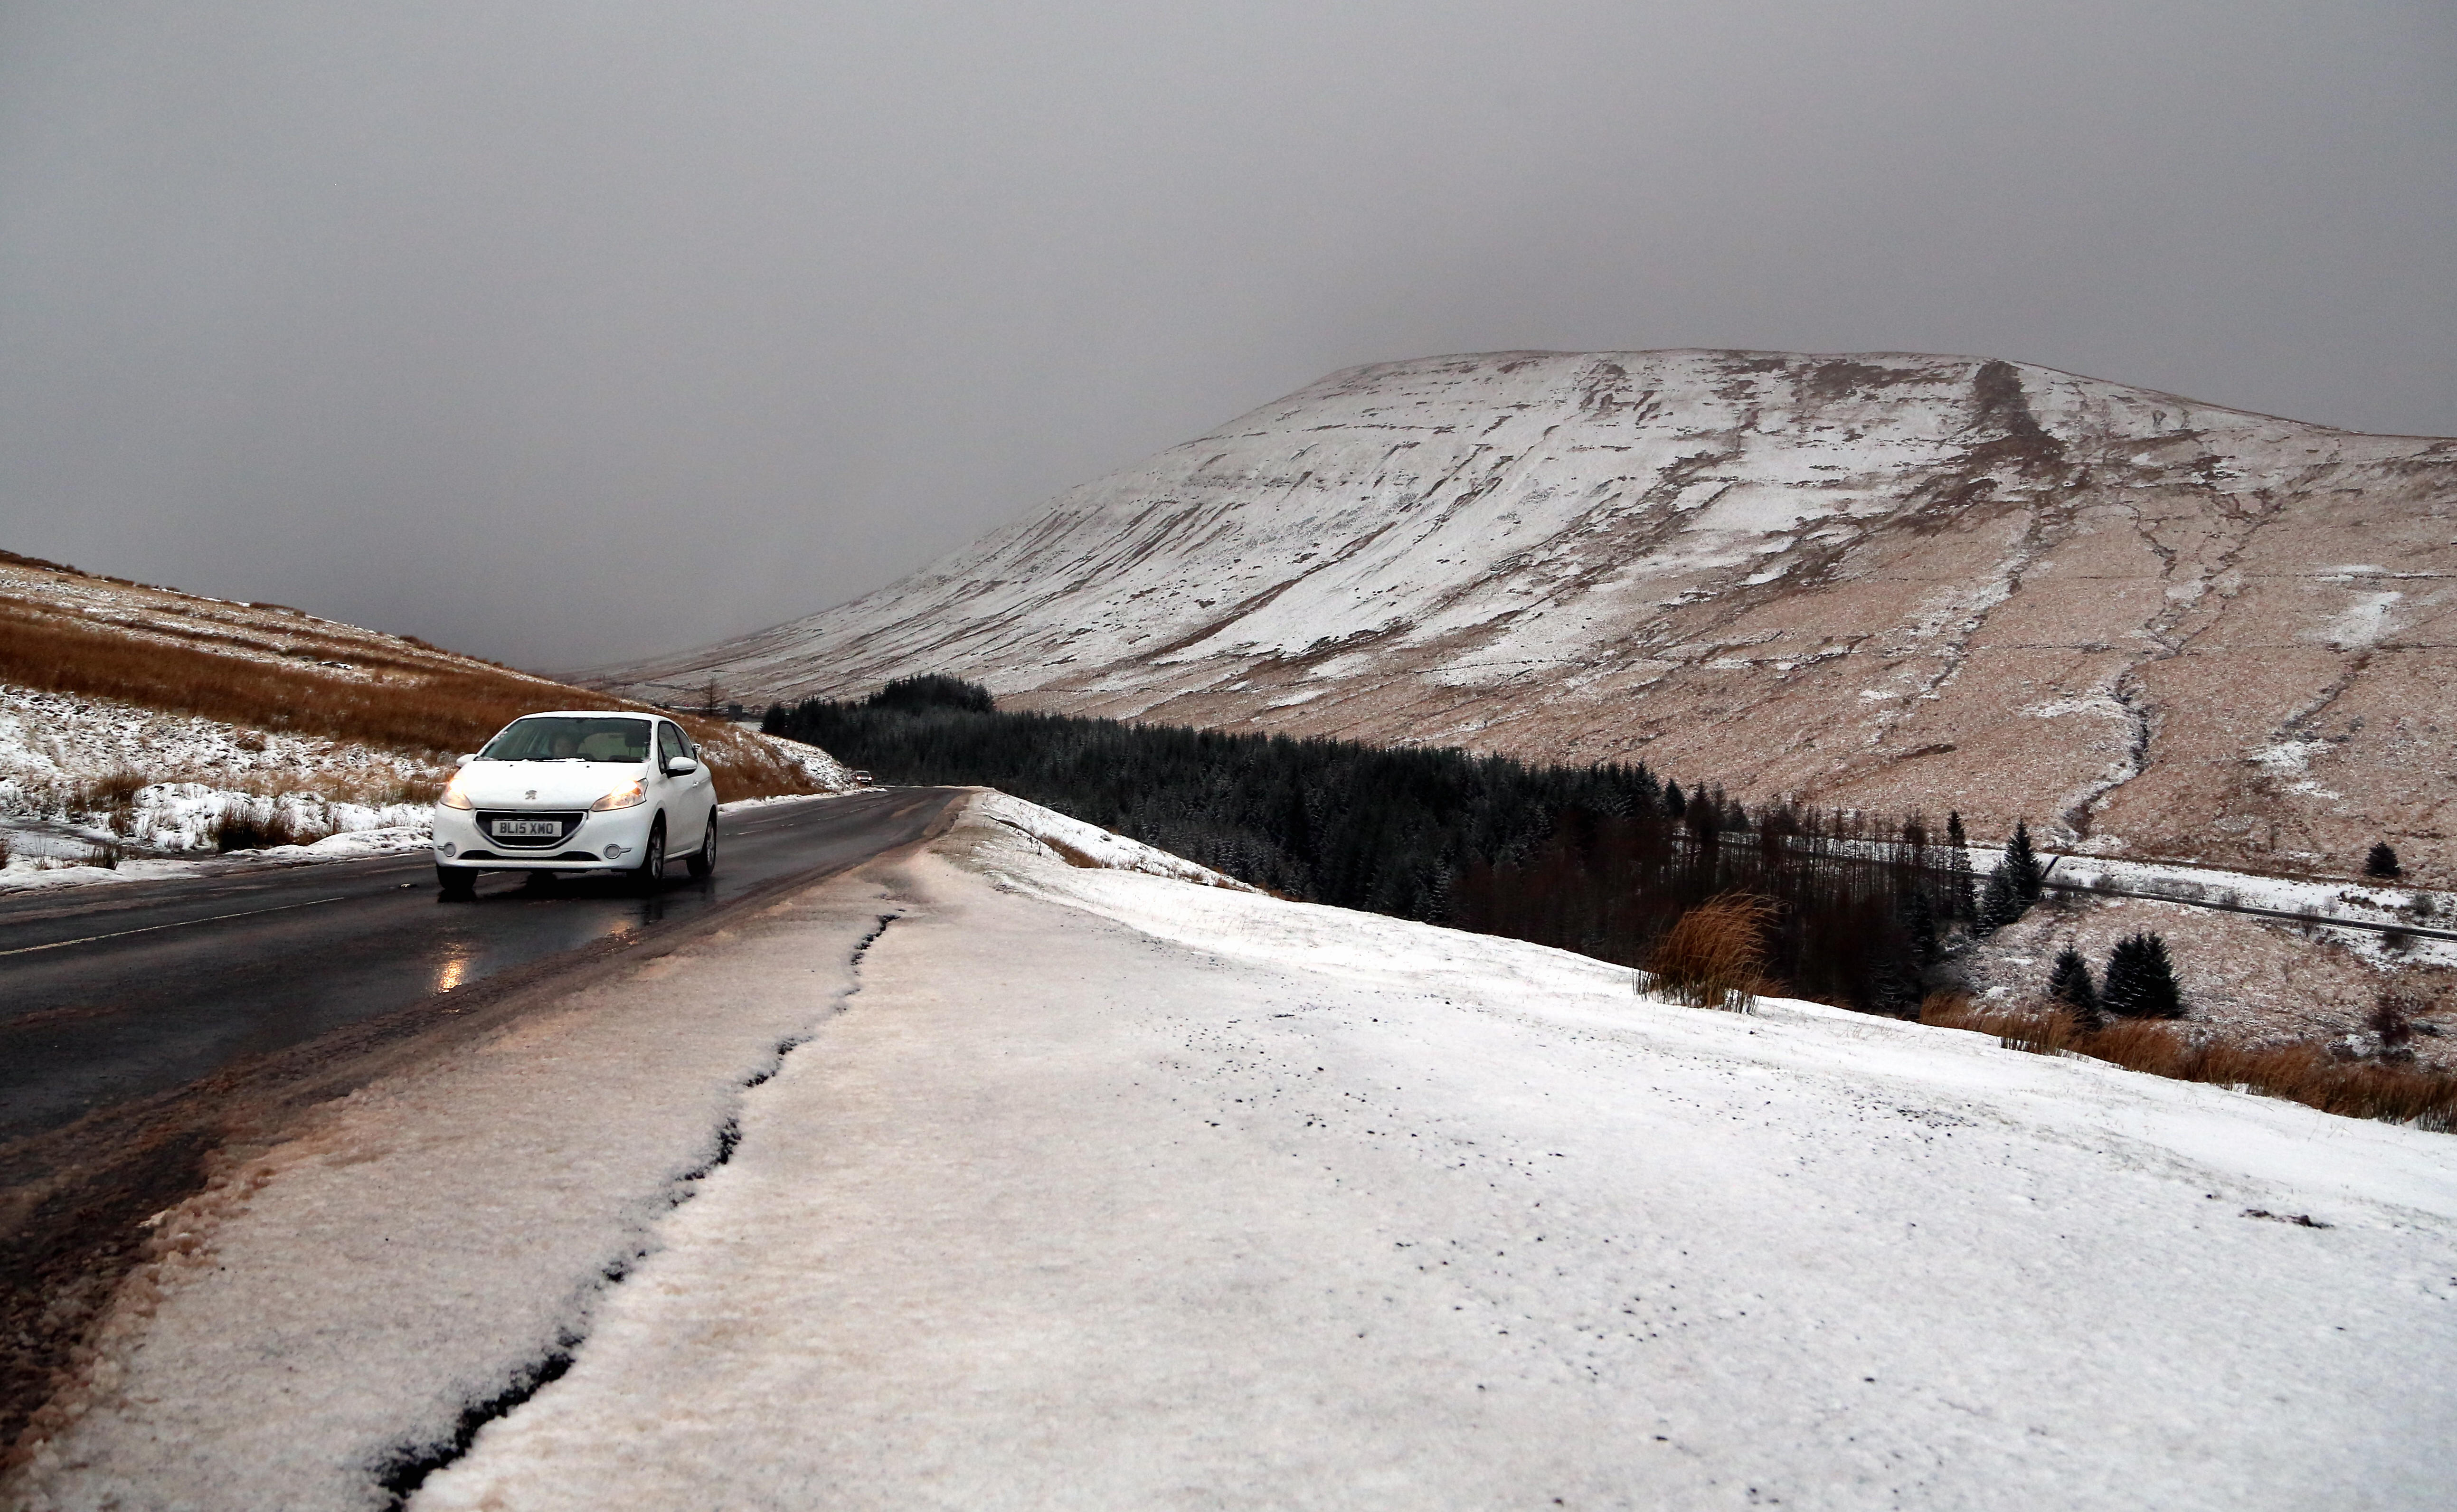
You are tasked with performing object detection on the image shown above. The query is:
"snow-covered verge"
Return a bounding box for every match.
[969,787,1261,890]
[719,726,858,799]
[0,685,857,891]
[0,683,438,883]
[12,795,2454,1510]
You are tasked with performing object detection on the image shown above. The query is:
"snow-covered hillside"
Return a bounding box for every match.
[17,794,2452,1509]
[597,350,2457,883]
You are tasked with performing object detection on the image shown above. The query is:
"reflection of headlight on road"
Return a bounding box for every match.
[438,773,473,810]
[590,779,648,812]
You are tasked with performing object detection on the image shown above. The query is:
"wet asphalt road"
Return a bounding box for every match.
[0,788,958,1141]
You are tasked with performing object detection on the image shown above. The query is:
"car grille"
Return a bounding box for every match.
[475,810,586,848]
[460,850,599,862]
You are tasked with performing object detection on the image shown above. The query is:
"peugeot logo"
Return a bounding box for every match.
[525,789,537,800]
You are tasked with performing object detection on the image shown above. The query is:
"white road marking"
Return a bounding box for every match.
[0,895,353,958]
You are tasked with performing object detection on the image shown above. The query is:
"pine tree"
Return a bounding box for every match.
[1903,886,1939,967]
[1974,864,2022,936]
[2364,842,2402,880]
[2048,945,2101,1028]
[2101,932,2184,1019]
[1632,765,1662,812]
[1945,811,1978,923]
[2003,820,2044,903]
[1662,780,1686,818]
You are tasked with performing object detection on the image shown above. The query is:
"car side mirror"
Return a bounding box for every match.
[456,753,480,767]
[663,756,700,776]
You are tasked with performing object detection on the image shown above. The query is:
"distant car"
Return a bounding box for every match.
[431,710,718,898]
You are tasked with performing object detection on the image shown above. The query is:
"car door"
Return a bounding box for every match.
[653,721,690,833]
[684,728,717,831]
[657,721,715,837]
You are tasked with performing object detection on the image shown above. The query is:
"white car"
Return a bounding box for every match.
[431,710,718,897]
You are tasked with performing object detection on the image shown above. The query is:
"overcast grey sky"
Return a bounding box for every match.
[2,2,2451,670]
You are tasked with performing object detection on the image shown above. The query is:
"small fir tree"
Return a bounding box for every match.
[2364,842,2402,880]
[2048,945,2101,1028]
[2003,820,2044,903]
[1945,811,1978,923]
[2365,989,2422,1063]
[1903,886,1939,968]
[1662,780,1687,819]
[2101,932,2185,1019]
[1974,864,2022,936]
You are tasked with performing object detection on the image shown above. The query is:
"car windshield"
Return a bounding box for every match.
[480,716,652,763]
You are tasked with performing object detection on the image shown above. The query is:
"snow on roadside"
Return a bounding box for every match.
[9,876,911,1512]
[744,728,859,793]
[969,787,1259,890]
[0,683,441,882]
[16,794,2456,1511]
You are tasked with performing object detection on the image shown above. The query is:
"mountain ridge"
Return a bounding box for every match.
[595,349,2456,880]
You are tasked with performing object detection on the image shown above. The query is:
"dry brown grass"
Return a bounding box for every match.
[0,592,830,802]
[1921,993,2457,1132]
[1648,893,1777,1011]
[691,725,836,802]
[208,806,318,852]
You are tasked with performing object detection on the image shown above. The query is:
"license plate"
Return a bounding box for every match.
[491,818,562,838]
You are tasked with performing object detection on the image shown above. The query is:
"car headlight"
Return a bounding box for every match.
[438,773,474,810]
[590,778,648,812]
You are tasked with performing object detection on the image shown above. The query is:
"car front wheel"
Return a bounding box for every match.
[436,862,479,899]
[631,818,666,894]
[685,817,717,879]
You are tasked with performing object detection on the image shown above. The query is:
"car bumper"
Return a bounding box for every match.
[430,803,661,870]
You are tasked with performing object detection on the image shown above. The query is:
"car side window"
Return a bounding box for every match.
[657,723,685,765]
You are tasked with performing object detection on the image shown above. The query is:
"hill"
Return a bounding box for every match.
[593,350,2456,882]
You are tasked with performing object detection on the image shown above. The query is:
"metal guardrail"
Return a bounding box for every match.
[1718,832,2456,945]
[2039,872,2457,945]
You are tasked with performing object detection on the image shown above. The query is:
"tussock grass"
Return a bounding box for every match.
[1648,893,1776,1011]
[78,768,150,810]
[209,804,319,853]
[1921,993,2457,1132]
[0,593,823,802]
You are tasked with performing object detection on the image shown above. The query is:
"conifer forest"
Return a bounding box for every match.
[765,677,2070,1017]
